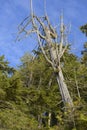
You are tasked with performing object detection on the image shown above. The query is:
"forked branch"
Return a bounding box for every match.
[17,0,70,70]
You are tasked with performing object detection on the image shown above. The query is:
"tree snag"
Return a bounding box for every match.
[17,0,74,111]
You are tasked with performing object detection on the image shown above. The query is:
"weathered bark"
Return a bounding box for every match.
[28,71,33,87]
[56,67,73,108]
[38,114,42,128]
[44,27,74,108]
[74,70,81,99]
[48,112,51,127]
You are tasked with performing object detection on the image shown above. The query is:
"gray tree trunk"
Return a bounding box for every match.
[48,112,51,127]
[38,114,42,128]
[56,67,73,108]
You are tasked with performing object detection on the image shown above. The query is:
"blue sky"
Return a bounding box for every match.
[0,0,87,67]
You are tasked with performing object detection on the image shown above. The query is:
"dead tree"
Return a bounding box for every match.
[17,0,74,110]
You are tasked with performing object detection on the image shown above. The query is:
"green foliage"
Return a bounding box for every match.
[0,55,15,75]
[80,24,87,36]
[0,46,87,130]
[0,109,38,130]
[81,42,87,66]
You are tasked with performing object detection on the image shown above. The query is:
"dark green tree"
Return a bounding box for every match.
[80,24,87,36]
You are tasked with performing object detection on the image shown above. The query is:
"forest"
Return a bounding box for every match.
[0,0,87,130]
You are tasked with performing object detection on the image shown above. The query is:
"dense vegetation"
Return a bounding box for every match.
[0,32,87,130]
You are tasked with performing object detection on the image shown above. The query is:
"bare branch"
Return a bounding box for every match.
[45,16,57,39]
[19,16,29,26]
[44,0,47,16]
[60,45,68,58]
[39,33,46,40]
[37,31,53,66]
[59,12,64,53]
[74,69,81,99]
[35,16,45,29]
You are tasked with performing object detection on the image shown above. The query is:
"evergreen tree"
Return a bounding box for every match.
[80,24,87,36]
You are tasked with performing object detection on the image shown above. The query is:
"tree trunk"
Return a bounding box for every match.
[38,114,42,128]
[56,67,73,108]
[48,112,51,127]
